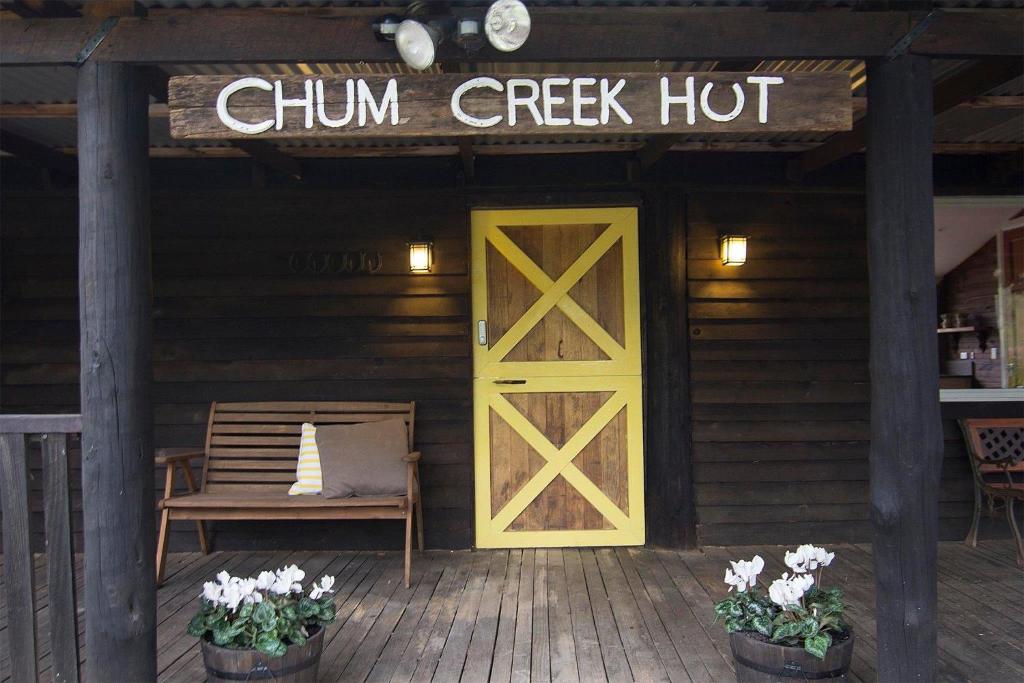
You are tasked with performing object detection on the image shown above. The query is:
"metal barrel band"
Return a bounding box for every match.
[205,655,317,680]
[734,653,849,680]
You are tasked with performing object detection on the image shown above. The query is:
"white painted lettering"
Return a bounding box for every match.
[746,75,785,124]
[541,77,571,126]
[315,79,355,127]
[507,78,543,127]
[451,77,504,128]
[216,77,274,135]
[357,78,399,127]
[699,82,745,122]
[274,79,314,130]
[661,76,695,125]
[600,78,632,125]
[571,77,598,127]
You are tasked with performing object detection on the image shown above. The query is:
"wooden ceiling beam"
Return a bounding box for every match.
[797,59,1023,175]
[0,128,77,175]
[2,9,1021,66]
[43,140,1021,161]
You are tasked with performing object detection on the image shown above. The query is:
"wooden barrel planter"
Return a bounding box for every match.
[729,628,854,682]
[200,626,324,682]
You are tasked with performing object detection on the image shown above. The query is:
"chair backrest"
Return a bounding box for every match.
[201,401,416,494]
[960,418,1024,476]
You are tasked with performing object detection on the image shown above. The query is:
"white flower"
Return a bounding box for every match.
[723,555,764,592]
[255,571,277,591]
[309,575,336,600]
[202,581,221,603]
[221,582,244,612]
[271,565,306,594]
[768,572,815,608]
[216,570,231,586]
[784,545,835,574]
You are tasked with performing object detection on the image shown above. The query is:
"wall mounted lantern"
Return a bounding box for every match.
[408,239,434,273]
[720,235,748,267]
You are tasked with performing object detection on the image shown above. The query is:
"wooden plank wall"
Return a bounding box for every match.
[685,192,1003,546]
[1,185,1006,551]
[1,190,473,550]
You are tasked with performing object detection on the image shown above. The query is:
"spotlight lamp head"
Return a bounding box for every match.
[484,0,531,53]
[396,19,442,71]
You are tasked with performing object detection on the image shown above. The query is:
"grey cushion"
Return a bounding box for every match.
[316,418,409,498]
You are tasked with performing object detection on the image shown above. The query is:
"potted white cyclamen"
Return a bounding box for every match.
[713,545,854,682]
[187,565,337,683]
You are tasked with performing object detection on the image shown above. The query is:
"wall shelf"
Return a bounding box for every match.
[937,326,975,334]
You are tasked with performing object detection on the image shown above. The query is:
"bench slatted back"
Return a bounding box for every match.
[201,401,416,494]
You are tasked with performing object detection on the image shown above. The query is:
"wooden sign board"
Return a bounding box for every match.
[169,73,852,139]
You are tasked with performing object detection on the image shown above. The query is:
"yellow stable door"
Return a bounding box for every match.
[471,207,645,548]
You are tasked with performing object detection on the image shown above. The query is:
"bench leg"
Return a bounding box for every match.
[965,482,982,547]
[416,494,425,552]
[156,508,171,586]
[178,463,210,554]
[404,511,413,588]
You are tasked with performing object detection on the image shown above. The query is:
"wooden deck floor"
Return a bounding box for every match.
[1,541,1021,682]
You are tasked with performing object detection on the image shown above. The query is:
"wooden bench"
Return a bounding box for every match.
[960,418,1023,568]
[156,401,424,587]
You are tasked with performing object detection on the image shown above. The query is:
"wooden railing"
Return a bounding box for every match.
[0,414,82,683]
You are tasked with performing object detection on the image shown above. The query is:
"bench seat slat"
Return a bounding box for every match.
[204,483,293,493]
[163,493,406,508]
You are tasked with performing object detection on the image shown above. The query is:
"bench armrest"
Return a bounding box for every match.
[155,448,206,466]
[403,451,422,463]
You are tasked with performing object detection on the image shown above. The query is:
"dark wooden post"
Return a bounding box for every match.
[78,61,156,681]
[865,55,943,681]
[643,190,696,547]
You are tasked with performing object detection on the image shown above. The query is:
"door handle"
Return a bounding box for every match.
[493,379,527,385]
[477,320,488,346]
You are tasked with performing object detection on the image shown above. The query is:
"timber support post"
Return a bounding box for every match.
[865,54,943,681]
[78,60,156,681]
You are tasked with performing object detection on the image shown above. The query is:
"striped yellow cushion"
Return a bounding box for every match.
[288,422,322,495]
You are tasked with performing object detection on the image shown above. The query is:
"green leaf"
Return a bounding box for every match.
[771,621,804,643]
[186,614,208,638]
[713,599,735,617]
[317,603,337,624]
[255,633,285,657]
[801,617,820,637]
[280,604,299,621]
[750,615,773,637]
[237,602,255,620]
[288,628,307,646]
[804,632,832,660]
[746,601,766,617]
[253,601,276,625]
[298,597,318,619]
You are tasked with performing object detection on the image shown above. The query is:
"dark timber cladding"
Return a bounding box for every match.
[77,61,156,680]
[866,55,943,681]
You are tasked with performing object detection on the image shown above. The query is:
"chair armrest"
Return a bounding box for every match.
[403,451,422,463]
[155,448,206,466]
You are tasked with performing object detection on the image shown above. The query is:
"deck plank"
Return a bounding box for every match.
[486,548,522,683]
[3,541,1021,683]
